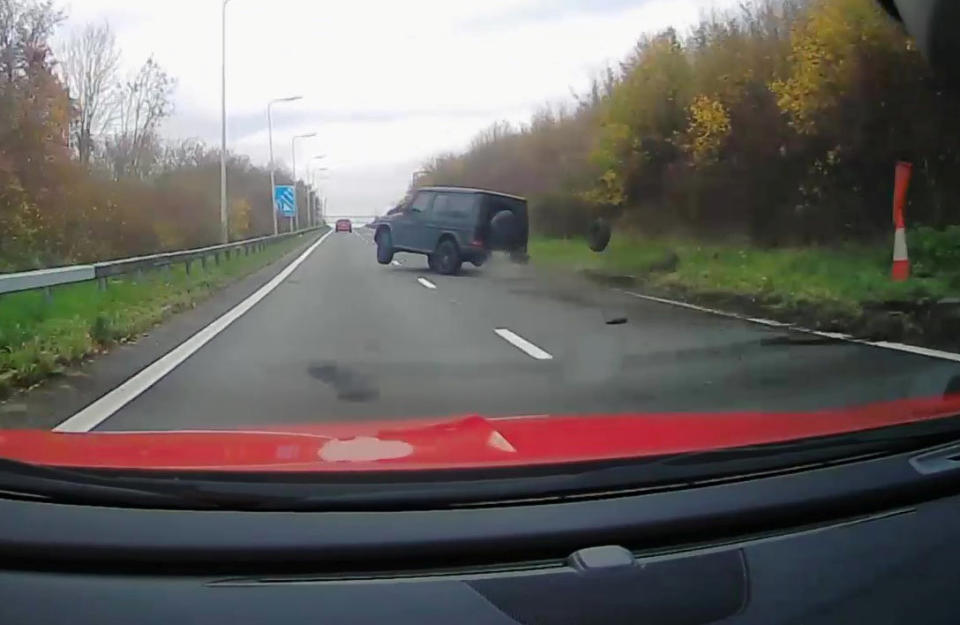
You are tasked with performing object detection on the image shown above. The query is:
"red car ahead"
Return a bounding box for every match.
[335,219,352,233]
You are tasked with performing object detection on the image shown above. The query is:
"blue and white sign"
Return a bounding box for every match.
[274,185,296,217]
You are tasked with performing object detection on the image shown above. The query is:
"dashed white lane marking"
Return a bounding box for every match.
[392,260,401,267]
[417,277,437,290]
[495,328,554,361]
[619,289,960,364]
[53,230,335,433]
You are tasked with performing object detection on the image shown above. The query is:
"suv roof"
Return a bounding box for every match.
[417,186,526,201]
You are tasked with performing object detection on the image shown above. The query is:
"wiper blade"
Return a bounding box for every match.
[0,458,223,509]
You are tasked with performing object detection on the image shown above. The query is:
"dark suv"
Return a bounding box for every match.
[374,187,528,275]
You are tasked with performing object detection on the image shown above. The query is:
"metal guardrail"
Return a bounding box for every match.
[0,226,325,296]
[0,265,97,295]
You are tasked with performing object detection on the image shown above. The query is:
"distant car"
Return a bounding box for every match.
[335,219,352,233]
[373,187,528,275]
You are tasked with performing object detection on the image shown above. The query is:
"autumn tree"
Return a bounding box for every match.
[0,0,73,267]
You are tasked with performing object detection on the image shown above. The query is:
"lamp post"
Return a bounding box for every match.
[220,0,235,244]
[308,156,326,227]
[267,96,302,235]
[290,132,317,231]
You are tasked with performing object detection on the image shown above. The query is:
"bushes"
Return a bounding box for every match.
[528,192,596,238]
[909,226,960,277]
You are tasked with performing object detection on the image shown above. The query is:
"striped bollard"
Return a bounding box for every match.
[891,161,913,282]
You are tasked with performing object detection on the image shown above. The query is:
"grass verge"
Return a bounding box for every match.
[529,235,960,345]
[0,233,318,398]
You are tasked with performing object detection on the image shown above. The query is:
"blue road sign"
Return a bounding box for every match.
[274,185,296,217]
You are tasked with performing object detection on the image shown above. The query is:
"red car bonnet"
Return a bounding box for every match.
[2,395,960,472]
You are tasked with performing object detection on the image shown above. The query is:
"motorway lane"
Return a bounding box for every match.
[95,229,960,431]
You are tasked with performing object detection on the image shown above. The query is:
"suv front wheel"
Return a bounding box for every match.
[433,240,462,275]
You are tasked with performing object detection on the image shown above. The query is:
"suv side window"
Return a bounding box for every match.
[434,193,475,222]
[431,193,451,219]
[409,192,435,214]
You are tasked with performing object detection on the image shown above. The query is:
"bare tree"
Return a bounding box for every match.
[105,56,175,179]
[59,21,120,164]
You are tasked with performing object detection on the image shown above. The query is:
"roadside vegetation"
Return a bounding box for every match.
[531,233,959,308]
[0,235,309,398]
[530,233,960,344]
[418,0,960,338]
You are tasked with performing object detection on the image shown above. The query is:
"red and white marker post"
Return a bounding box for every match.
[891,161,913,282]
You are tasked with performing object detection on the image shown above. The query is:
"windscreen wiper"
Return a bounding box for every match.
[0,458,227,509]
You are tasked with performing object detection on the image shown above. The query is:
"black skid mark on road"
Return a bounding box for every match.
[308,362,380,402]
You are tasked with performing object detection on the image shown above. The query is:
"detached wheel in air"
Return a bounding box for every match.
[376,230,394,265]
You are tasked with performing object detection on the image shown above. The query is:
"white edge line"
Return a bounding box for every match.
[495,328,553,361]
[392,260,401,267]
[617,288,960,364]
[417,277,437,290]
[53,230,334,433]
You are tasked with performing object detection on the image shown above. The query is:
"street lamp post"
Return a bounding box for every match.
[220,0,235,244]
[267,96,302,235]
[308,156,326,228]
[291,132,317,231]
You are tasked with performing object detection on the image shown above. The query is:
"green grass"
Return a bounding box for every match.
[529,235,960,318]
[0,235,312,398]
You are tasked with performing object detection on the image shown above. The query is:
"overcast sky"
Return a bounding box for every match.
[58,0,735,217]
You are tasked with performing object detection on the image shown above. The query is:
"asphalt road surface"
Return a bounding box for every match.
[29,228,960,431]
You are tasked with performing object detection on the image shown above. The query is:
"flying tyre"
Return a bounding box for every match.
[587,218,612,253]
[376,229,394,265]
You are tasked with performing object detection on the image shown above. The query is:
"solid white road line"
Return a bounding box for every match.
[620,289,960,364]
[392,260,401,267]
[862,340,960,363]
[53,230,334,433]
[418,277,437,290]
[495,328,554,361]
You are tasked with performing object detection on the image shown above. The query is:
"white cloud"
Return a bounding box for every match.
[59,0,736,217]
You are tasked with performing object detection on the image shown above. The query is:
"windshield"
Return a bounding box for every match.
[1,0,960,493]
